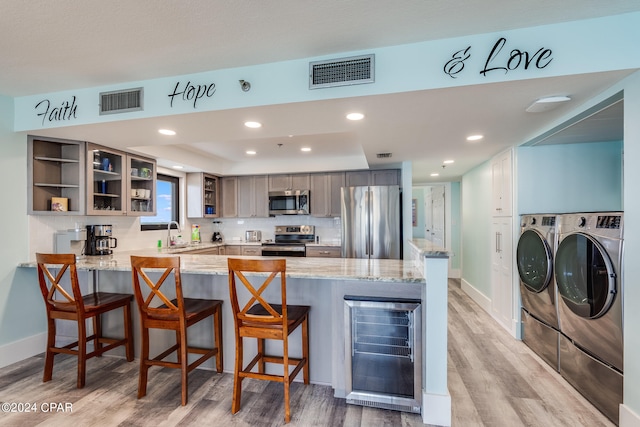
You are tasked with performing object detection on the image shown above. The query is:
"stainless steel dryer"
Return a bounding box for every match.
[554,212,623,424]
[516,214,560,370]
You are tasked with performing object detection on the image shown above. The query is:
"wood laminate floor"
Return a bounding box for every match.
[0,280,614,427]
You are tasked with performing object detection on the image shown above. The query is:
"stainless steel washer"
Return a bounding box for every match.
[555,212,623,424]
[517,214,560,370]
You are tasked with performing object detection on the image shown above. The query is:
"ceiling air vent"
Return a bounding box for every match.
[309,54,374,89]
[99,88,143,115]
[376,152,392,159]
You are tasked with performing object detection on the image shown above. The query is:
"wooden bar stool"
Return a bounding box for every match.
[35,253,134,388]
[130,255,223,406]
[227,258,310,423]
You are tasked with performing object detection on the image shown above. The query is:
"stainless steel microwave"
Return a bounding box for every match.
[268,190,310,215]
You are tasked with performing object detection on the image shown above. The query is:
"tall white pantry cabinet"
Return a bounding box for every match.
[490,149,516,335]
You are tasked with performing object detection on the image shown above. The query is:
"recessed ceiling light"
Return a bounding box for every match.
[244,121,262,128]
[301,147,311,152]
[430,173,440,177]
[172,165,184,169]
[466,134,484,141]
[246,150,256,155]
[443,160,454,164]
[346,112,364,121]
[158,129,176,135]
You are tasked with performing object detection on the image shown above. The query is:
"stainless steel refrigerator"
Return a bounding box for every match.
[341,185,401,259]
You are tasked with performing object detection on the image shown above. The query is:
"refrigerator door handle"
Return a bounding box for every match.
[365,189,370,255]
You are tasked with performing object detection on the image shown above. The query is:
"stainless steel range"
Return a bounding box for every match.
[261,225,315,257]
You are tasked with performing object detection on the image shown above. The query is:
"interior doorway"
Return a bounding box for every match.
[419,185,445,247]
[412,182,460,279]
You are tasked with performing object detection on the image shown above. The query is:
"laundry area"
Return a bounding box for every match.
[515,96,624,423]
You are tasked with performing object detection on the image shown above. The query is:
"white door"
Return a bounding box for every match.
[423,187,433,241]
[431,185,445,247]
[491,217,513,332]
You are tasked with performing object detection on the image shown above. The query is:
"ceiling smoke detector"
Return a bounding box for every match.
[376,152,392,158]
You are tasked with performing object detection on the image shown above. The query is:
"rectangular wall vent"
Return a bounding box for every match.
[376,152,392,158]
[99,88,143,115]
[309,54,374,89]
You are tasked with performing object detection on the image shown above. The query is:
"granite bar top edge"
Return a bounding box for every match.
[18,250,424,284]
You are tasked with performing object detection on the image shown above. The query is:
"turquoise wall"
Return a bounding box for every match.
[517,141,623,214]
[461,162,492,297]
[450,181,461,270]
[0,96,45,346]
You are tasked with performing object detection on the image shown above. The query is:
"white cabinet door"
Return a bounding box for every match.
[491,150,512,216]
[491,217,514,332]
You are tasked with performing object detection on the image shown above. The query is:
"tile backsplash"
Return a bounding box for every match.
[28,214,341,260]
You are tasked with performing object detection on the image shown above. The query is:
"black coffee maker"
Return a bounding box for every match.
[211,220,223,243]
[85,225,117,256]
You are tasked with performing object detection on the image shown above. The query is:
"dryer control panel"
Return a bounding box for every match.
[597,215,622,229]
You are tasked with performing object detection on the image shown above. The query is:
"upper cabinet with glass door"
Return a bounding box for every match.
[86,143,156,216]
[128,154,156,216]
[87,143,126,215]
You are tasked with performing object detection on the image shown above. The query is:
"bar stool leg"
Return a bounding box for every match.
[43,317,56,382]
[214,307,223,373]
[257,338,266,373]
[77,318,87,388]
[93,314,103,356]
[283,335,291,423]
[179,327,189,406]
[124,304,134,362]
[138,326,150,398]
[231,337,243,414]
[303,316,310,384]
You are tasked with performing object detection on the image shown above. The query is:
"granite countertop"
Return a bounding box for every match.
[408,238,450,258]
[19,249,424,283]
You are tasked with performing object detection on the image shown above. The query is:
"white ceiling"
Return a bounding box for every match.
[3,1,639,182]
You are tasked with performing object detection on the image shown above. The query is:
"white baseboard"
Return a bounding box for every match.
[460,278,491,313]
[0,333,46,368]
[422,390,451,426]
[620,403,640,427]
[448,268,461,279]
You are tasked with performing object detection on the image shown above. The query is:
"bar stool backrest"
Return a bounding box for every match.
[130,256,185,320]
[228,258,287,329]
[36,253,83,313]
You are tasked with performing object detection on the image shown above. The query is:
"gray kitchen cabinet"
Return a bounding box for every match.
[183,246,220,255]
[345,170,370,187]
[241,246,262,256]
[86,143,157,216]
[221,176,238,218]
[306,246,341,258]
[237,175,268,218]
[187,173,220,218]
[310,172,345,217]
[372,169,401,185]
[268,173,310,191]
[224,245,242,255]
[345,169,400,187]
[28,136,85,215]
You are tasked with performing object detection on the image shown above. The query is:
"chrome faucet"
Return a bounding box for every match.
[167,221,181,247]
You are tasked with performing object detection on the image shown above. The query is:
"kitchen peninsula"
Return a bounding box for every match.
[19,245,450,426]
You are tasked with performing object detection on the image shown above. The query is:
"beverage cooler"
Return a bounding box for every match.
[344,296,422,414]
